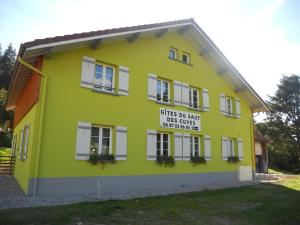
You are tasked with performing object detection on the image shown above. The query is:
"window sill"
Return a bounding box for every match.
[155,101,173,106]
[223,114,240,119]
[188,107,202,112]
[168,57,193,67]
[92,87,119,96]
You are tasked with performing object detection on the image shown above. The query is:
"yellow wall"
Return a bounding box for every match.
[27,31,253,178]
[13,104,38,192]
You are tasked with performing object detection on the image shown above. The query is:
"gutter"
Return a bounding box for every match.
[17,56,47,196]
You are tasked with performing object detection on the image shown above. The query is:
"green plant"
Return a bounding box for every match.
[88,152,116,165]
[190,155,206,164]
[227,156,240,163]
[156,155,175,167]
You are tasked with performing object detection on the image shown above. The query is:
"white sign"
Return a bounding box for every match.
[160,108,201,131]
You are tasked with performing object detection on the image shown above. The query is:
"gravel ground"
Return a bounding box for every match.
[0,175,257,209]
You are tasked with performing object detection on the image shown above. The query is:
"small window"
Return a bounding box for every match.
[157,78,170,103]
[227,139,234,157]
[169,48,177,59]
[90,126,112,155]
[94,63,115,92]
[156,132,169,158]
[189,87,199,109]
[182,53,190,64]
[226,97,233,116]
[190,136,200,157]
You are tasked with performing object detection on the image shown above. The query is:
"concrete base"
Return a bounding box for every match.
[27,171,245,197]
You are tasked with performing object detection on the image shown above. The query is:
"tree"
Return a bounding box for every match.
[0,43,2,59]
[0,88,12,147]
[0,43,15,147]
[257,74,300,172]
[0,43,16,90]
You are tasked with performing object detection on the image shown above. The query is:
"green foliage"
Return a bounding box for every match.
[0,43,16,90]
[227,156,240,163]
[88,153,116,164]
[0,131,12,148]
[190,155,206,164]
[256,74,300,172]
[156,155,175,167]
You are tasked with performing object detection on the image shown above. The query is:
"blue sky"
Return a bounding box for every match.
[1,0,300,106]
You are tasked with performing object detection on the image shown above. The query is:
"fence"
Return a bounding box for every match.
[0,155,16,176]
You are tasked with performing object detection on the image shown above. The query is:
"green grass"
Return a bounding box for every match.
[1,179,300,225]
[0,148,11,162]
[277,176,300,191]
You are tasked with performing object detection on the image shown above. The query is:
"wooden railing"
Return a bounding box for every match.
[0,155,16,176]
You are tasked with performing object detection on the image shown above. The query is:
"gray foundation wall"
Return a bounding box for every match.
[28,171,244,198]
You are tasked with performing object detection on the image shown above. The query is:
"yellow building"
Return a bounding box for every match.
[6,19,267,196]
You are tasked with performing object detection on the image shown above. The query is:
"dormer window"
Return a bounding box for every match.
[169,48,177,59]
[182,53,190,64]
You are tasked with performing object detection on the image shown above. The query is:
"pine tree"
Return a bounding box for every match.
[257,74,300,172]
[0,43,16,90]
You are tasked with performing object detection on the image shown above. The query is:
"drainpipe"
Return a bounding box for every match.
[17,56,48,195]
[250,112,256,179]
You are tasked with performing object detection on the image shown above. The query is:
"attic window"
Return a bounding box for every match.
[182,53,190,64]
[169,48,177,59]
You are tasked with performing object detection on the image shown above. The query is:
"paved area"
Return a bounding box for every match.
[0,176,99,209]
[0,175,256,209]
[255,172,298,183]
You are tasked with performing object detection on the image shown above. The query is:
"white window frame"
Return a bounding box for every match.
[182,53,190,64]
[156,78,170,103]
[90,125,112,155]
[169,48,177,59]
[189,87,199,109]
[227,138,235,157]
[156,132,170,157]
[94,63,115,93]
[226,97,233,116]
[190,135,200,157]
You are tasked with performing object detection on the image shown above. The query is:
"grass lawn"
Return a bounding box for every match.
[0,178,300,225]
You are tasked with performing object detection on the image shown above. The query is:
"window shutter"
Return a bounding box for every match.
[182,133,191,161]
[202,89,210,111]
[182,83,189,107]
[147,129,156,160]
[118,66,129,95]
[174,133,183,160]
[148,74,157,101]
[23,125,30,160]
[204,135,211,160]
[174,81,182,106]
[75,122,91,160]
[19,129,24,160]
[222,137,228,160]
[11,135,17,157]
[109,128,113,155]
[238,138,243,160]
[81,56,95,89]
[220,93,226,115]
[116,126,127,160]
[235,98,241,118]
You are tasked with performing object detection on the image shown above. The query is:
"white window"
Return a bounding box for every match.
[189,87,199,109]
[226,97,233,116]
[169,48,177,59]
[157,79,170,103]
[156,132,169,157]
[190,136,200,157]
[90,126,112,155]
[94,64,115,92]
[182,53,190,64]
[227,139,234,157]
